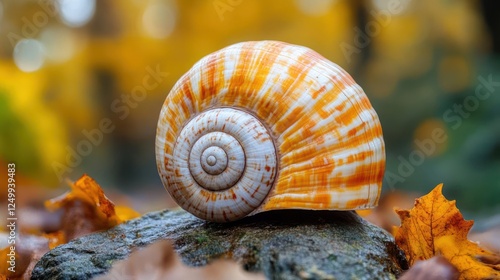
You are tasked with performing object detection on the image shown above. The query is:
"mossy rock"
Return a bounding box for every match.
[32,209,408,279]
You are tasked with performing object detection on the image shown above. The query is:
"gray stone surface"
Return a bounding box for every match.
[32,209,408,280]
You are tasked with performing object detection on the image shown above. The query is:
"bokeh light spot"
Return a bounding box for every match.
[294,0,336,16]
[40,26,77,63]
[142,1,177,39]
[371,0,411,15]
[13,39,45,72]
[58,0,96,27]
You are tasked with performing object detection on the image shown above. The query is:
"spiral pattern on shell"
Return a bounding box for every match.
[156,41,385,222]
[171,108,277,221]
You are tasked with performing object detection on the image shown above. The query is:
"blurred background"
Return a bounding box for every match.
[0,0,499,218]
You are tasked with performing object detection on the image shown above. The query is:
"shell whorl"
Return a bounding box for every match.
[170,108,277,221]
[156,41,385,222]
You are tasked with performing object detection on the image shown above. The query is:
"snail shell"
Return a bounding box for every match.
[156,41,385,222]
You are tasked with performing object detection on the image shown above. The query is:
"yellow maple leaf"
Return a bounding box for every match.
[394,183,500,279]
[436,236,499,279]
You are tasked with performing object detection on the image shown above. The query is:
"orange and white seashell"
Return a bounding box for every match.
[156,41,385,222]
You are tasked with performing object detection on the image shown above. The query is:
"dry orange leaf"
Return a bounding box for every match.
[0,234,51,279]
[45,174,139,227]
[436,236,500,279]
[395,183,500,280]
[0,174,141,279]
[43,174,140,245]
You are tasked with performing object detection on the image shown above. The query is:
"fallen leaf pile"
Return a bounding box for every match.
[0,234,50,280]
[96,240,265,280]
[394,184,500,279]
[0,174,139,279]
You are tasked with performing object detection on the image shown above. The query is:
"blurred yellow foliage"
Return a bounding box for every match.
[0,62,67,185]
[0,0,491,190]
